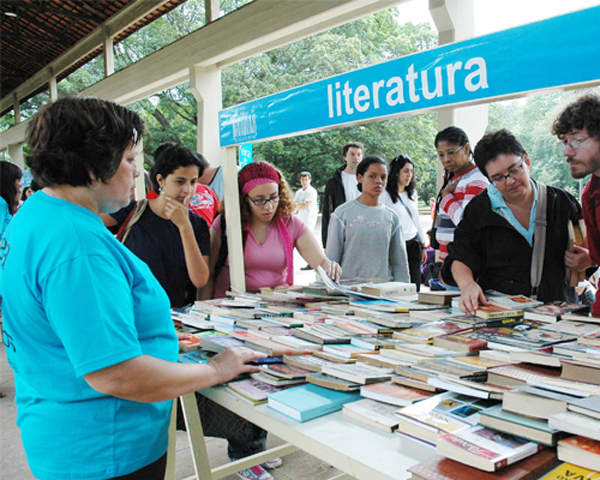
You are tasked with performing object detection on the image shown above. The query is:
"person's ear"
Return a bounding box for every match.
[523,152,531,167]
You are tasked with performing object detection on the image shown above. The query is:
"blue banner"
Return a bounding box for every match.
[220,6,600,147]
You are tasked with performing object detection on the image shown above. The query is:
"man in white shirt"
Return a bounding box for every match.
[321,141,364,246]
[294,171,318,233]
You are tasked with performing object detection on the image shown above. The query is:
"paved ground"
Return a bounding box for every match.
[0,212,433,480]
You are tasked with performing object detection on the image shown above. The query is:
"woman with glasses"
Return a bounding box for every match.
[434,127,489,260]
[441,129,587,314]
[207,161,341,299]
[381,155,427,290]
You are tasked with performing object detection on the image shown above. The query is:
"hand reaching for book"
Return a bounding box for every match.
[565,244,592,271]
[207,347,267,384]
[459,281,489,315]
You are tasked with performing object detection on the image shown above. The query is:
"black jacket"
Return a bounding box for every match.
[441,183,581,303]
[322,166,347,246]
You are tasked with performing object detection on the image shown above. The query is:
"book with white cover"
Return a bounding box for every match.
[437,425,544,472]
[548,411,600,441]
[321,362,392,384]
[343,398,400,432]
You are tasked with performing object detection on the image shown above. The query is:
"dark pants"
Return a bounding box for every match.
[110,453,167,480]
[406,239,422,292]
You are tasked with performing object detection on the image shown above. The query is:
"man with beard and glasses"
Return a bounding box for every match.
[553,93,600,316]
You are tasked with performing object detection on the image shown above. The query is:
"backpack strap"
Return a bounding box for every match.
[530,183,547,299]
[117,199,149,244]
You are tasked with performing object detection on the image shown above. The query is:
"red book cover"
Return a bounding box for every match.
[559,435,600,455]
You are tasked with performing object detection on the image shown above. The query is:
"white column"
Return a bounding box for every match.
[135,138,145,200]
[430,0,488,189]
[8,143,24,170]
[13,93,21,124]
[205,0,220,23]
[103,28,115,77]
[190,65,223,166]
[49,67,58,101]
[222,146,246,294]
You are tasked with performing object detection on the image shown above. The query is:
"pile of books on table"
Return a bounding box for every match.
[174,286,600,477]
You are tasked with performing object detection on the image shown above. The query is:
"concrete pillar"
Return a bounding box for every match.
[430,0,488,189]
[103,28,115,76]
[190,65,223,166]
[135,138,145,200]
[13,93,21,124]
[49,67,58,101]
[8,143,24,170]
[205,0,220,23]
[222,146,246,293]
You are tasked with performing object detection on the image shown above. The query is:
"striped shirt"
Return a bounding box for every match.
[437,165,489,260]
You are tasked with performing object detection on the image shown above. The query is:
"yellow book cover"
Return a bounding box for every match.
[538,462,600,480]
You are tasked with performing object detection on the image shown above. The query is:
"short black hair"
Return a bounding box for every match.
[150,142,204,193]
[0,162,23,214]
[435,126,470,148]
[342,141,364,158]
[26,95,145,188]
[356,155,387,192]
[552,93,600,142]
[473,129,526,178]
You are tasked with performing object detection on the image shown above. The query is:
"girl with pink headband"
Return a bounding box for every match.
[205,161,341,300]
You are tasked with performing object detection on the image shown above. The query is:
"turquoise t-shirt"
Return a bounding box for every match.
[0,192,178,480]
[0,195,12,238]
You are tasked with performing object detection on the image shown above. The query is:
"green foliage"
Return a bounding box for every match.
[487,87,600,200]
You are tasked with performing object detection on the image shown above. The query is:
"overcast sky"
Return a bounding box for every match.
[397,0,600,35]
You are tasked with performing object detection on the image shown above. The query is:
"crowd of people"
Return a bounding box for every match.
[2,91,600,479]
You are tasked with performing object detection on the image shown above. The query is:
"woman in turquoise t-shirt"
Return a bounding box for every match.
[0,161,23,238]
[0,96,265,480]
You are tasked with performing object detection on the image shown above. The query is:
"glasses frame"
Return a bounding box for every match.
[489,157,526,186]
[247,194,281,206]
[557,136,589,152]
[437,145,464,159]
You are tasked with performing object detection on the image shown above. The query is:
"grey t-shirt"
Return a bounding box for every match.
[325,199,409,283]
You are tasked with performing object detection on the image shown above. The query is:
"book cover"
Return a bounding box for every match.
[321,362,392,385]
[199,335,245,353]
[305,371,361,391]
[486,293,543,309]
[342,398,400,432]
[360,380,431,406]
[361,281,416,297]
[524,302,589,323]
[249,371,305,386]
[417,290,461,306]
[578,327,600,347]
[259,363,310,379]
[568,395,600,420]
[487,364,561,388]
[282,353,337,372]
[322,343,378,358]
[548,411,600,441]
[437,425,544,472]
[476,305,524,320]
[350,335,405,351]
[560,359,600,385]
[267,383,360,422]
[540,320,599,336]
[557,436,600,472]
[392,320,472,344]
[408,450,559,480]
[538,462,600,480]
[433,330,487,353]
[227,378,293,405]
[479,404,563,446]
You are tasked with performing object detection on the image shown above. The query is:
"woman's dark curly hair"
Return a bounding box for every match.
[26,95,145,187]
[386,155,416,202]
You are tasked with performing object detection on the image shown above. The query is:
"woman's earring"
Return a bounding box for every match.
[158,186,164,195]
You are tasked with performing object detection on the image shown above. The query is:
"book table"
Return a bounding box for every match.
[167,385,436,480]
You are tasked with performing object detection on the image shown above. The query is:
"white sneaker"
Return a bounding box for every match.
[262,457,283,469]
[236,465,273,480]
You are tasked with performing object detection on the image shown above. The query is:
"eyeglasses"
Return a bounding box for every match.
[489,157,525,185]
[438,145,464,159]
[247,195,281,206]
[557,137,589,152]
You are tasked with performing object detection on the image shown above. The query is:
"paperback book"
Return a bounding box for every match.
[557,436,600,472]
[359,380,431,406]
[321,362,392,385]
[437,425,544,472]
[342,398,400,432]
[267,383,360,422]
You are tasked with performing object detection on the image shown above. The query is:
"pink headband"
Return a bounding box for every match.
[239,162,281,196]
